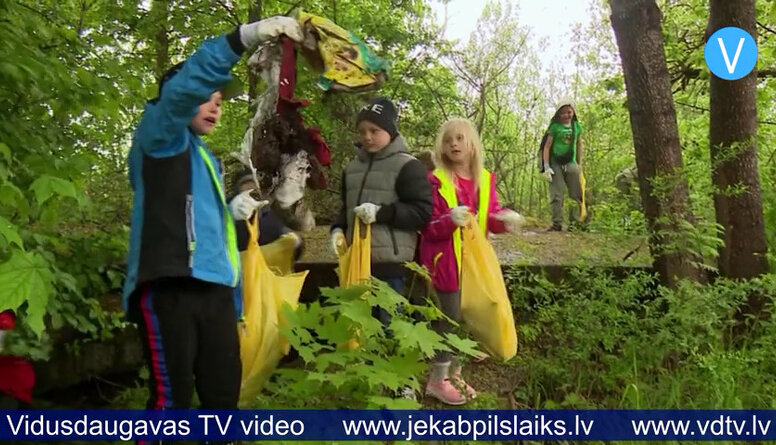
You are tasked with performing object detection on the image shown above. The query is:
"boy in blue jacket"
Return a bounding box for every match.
[123,17,303,419]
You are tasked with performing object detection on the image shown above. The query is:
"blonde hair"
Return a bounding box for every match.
[433,118,484,188]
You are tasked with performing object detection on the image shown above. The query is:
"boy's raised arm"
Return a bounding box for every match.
[136,17,303,157]
[136,34,243,157]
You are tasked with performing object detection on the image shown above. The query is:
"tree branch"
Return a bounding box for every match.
[447,52,481,89]
[283,1,303,16]
[757,21,776,38]
[674,67,776,81]
[766,149,776,167]
[483,36,526,88]
[15,1,58,25]
[484,50,520,88]
[418,75,449,121]
[675,100,776,126]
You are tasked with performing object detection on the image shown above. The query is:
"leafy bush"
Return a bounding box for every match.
[252,277,479,409]
[507,267,776,409]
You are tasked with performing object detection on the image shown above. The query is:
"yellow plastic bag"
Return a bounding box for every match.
[335,220,371,349]
[336,220,371,287]
[260,232,298,276]
[238,218,309,406]
[459,218,518,361]
[579,171,587,221]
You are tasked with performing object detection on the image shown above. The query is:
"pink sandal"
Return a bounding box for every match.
[451,371,477,399]
[426,379,466,405]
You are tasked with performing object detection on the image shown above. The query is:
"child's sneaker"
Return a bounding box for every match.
[425,379,466,405]
[451,372,477,400]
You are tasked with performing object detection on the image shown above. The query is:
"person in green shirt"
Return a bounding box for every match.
[541,99,584,231]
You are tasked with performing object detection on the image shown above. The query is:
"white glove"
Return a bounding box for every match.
[229,190,269,221]
[450,206,470,227]
[495,209,526,233]
[542,168,555,181]
[239,16,304,48]
[286,232,303,249]
[331,228,346,257]
[353,203,380,225]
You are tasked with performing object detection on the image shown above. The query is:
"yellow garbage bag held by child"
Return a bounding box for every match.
[459,217,518,361]
[238,217,308,406]
[336,220,371,287]
[260,232,298,276]
[335,220,371,349]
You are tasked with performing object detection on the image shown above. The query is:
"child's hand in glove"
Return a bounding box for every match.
[494,209,526,233]
[353,203,380,225]
[450,206,470,227]
[239,16,304,47]
[330,228,347,257]
[229,190,269,221]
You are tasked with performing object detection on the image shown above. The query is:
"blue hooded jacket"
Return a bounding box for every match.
[123,34,244,317]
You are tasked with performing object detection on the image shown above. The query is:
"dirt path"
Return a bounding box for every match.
[297,226,650,268]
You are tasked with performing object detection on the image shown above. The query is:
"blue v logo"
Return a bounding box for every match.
[704,27,758,80]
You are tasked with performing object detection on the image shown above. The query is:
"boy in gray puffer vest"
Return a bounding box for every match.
[330,97,432,323]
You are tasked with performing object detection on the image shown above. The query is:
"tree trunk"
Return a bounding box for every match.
[476,84,487,135]
[609,0,705,287]
[708,0,768,279]
[528,166,535,215]
[152,0,170,80]
[248,0,262,109]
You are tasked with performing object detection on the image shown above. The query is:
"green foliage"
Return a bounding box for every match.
[0,0,130,352]
[507,267,776,409]
[243,278,478,409]
[653,217,724,273]
[0,251,54,337]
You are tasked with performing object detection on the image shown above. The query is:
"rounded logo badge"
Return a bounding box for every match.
[704,27,758,80]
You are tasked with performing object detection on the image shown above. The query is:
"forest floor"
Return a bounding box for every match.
[297,224,651,268]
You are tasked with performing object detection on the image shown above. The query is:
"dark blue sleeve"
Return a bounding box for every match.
[258,209,290,246]
[258,209,303,261]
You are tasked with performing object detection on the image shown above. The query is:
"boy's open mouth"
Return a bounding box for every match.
[204,117,217,125]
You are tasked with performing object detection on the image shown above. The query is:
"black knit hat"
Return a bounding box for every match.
[153,61,242,102]
[356,97,398,138]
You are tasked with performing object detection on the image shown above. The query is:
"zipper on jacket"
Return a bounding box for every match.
[185,194,196,268]
[432,252,443,279]
[355,156,375,205]
[389,227,399,255]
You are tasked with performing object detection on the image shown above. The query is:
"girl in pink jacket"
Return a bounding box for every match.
[420,118,524,405]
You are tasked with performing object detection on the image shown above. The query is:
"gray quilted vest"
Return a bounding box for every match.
[344,135,418,264]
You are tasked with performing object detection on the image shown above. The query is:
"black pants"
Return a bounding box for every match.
[130,277,241,410]
[371,275,405,327]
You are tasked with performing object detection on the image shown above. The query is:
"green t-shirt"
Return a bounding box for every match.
[548,120,583,164]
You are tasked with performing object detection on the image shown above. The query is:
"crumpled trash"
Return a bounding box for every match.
[297,11,389,92]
